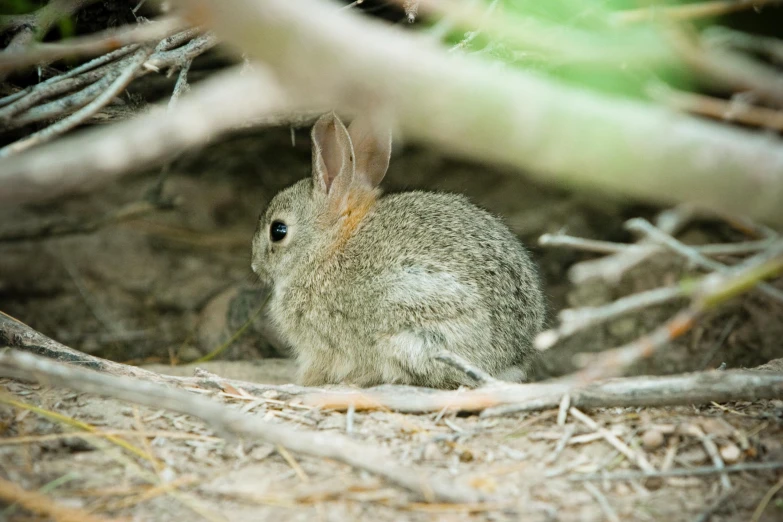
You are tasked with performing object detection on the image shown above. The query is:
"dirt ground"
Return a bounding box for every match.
[1,126,783,521]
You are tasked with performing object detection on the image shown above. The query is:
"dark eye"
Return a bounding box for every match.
[270,220,288,242]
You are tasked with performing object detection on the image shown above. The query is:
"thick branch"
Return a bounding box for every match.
[305,367,783,416]
[2,312,782,420]
[173,0,783,225]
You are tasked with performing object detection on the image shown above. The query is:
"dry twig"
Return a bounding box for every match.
[0,17,185,72]
[0,46,155,157]
[0,0,101,81]
[682,424,732,491]
[573,241,783,381]
[539,230,777,257]
[535,285,686,351]
[569,407,656,473]
[0,348,482,504]
[0,65,290,204]
[0,31,217,131]
[0,475,116,522]
[751,476,783,522]
[626,218,783,303]
[567,206,698,284]
[3,313,783,418]
[651,84,783,132]
[612,0,783,25]
[583,482,620,522]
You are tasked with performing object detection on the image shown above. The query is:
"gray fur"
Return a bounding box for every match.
[251,114,545,389]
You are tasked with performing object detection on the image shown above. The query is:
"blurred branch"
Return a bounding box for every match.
[650,84,783,132]
[0,16,186,73]
[0,0,101,81]
[171,0,783,226]
[407,0,675,66]
[611,0,783,25]
[704,26,783,64]
[2,0,783,225]
[676,36,783,109]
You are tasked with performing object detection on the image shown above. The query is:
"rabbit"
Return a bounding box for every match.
[251,112,545,388]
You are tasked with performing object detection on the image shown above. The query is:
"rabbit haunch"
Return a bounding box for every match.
[251,113,545,389]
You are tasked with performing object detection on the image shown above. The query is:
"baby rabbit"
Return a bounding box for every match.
[251,113,545,388]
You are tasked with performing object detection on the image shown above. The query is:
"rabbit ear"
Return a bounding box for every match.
[347,115,391,189]
[311,113,355,197]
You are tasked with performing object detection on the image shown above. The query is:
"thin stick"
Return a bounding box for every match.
[569,461,783,482]
[168,59,192,109]
[569,407,656,473]
[0,46,138,120]
[0,47,153,157]
[612,0,783,25]
[693,489,736,522]
[0,64,288,204]
[683,424,732,491]
[539,231,777,257]
[626,218,783,303]
[277,445,310,482]
[539,233,628,254]
[0,349,481,504]
[574,245,783,381]
[567,206,698,284]
[0,476,117,522]
[0,394,153,461]
[2,32,216,130]
[433,350,500,386]
[545,424,576,464]
[0,17,184,72]
[750,476,783,522]
[584,482,620,522]
[652,84,783,132]
[573,308,700,382]
[535,285,686,351]
[556,394,570,426]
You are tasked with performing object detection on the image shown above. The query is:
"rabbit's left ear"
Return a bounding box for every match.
[348,115,391,189]
[311,112,356,197]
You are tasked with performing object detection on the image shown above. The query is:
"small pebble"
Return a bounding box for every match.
[642,429,665,450]
[720,443,741,464]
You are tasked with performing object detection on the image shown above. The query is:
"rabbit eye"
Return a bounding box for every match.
[270,221,288,242]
